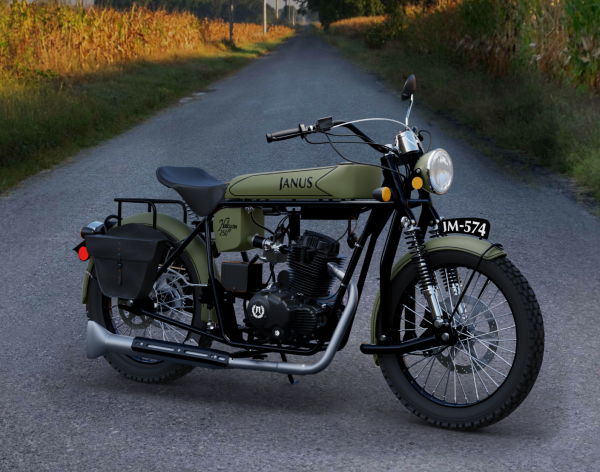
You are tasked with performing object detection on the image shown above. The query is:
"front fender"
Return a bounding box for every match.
[81,212,217,323]
[369,235,507,365]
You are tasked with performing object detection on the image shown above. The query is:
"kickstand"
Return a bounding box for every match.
[278,343,298,385]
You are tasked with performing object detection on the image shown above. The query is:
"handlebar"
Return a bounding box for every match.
[266,118,392,154]
[266,126,304,143]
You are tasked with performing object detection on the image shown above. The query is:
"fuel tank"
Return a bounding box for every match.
[224,163,381,200]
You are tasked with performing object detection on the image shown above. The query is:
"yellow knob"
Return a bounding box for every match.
[381,187,391,202]
[372,187,392,202]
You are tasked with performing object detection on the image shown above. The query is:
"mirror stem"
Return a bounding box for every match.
[405,94,413,127]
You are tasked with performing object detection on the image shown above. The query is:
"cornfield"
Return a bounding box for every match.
[0,0,293,79]
[328,16,385,38]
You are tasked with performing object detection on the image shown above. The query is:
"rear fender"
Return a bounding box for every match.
[369,236,507,365]
[81,212,218,323]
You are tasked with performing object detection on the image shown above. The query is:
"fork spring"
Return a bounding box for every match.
[428,223,461,293]
[405,227,436,292]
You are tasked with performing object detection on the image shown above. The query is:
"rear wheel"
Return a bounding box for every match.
[376,251,544,429]
[87,228,212,383]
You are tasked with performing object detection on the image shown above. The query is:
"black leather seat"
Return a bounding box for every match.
[156,166,228,217]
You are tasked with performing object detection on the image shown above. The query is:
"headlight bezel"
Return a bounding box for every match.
[414,148,454,195]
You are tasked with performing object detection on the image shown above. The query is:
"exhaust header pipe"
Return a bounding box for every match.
[86,263,357,376]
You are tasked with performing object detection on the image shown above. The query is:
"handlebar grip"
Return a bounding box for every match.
[266,126,302,143]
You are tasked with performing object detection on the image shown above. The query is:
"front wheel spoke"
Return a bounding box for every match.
[473,338,513,366]
[459,339,488,396]
[450,349,468,403]
[467,287,501,324]
[466,325,516,341]
[422,349,440,389]
[463,274,484,320]
[451,350,461,404]
[431,362,451,395]
[475,278,491,302]
[466,272,482,302]
[477,339,516,353]
[408,297,430,314]
[470,312,514,327]
[454,345,505,383]
[468,298,507,324]
[413,355,435,380]
[442,361,452,403]
[404,302,432,325]
[406,354,435,370]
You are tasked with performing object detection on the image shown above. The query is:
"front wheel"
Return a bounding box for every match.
[376,251,544,429]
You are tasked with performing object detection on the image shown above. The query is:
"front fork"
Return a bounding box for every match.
[401,217,465,332]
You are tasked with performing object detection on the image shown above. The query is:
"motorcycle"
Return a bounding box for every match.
[75,75,544,429]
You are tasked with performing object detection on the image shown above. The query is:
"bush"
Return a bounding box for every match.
[331,0,600,92]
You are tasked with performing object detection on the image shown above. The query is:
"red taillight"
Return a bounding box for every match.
[78,246,89,261]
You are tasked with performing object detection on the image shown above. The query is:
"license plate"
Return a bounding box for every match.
[441,218,490,239]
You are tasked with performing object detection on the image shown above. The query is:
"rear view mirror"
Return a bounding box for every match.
[401,75,416,101]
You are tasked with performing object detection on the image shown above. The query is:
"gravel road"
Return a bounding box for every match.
[1,33,599,471]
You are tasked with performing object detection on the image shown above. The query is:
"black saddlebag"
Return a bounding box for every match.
[85,224,168,300]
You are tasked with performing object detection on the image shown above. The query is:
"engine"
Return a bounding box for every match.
[246,231,345,344]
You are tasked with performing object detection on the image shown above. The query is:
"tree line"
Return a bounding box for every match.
[298,0,430,29]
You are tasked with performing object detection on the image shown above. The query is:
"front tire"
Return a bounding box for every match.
[376,251,544,429]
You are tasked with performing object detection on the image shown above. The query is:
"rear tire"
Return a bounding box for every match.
[87,227,212,384]
[376,251,544,429]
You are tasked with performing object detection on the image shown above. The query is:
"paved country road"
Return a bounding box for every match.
[1,33,599,471]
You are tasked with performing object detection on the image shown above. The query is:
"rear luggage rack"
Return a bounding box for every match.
[114,198,189,227]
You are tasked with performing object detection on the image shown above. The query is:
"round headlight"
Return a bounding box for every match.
[415,149,453,195]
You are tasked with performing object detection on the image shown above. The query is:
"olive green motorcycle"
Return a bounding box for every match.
[75,75,544,429]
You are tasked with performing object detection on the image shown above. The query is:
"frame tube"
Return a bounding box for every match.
[87,264,358,376]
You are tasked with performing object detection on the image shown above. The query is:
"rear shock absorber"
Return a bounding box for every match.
[401,217,445,328]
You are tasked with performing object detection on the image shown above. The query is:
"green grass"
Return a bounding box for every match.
[0,39,288,193]
[321,33,600,202]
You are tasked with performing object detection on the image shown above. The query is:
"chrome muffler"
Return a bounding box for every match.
[86,321,230,368]
[86,263,357,376]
